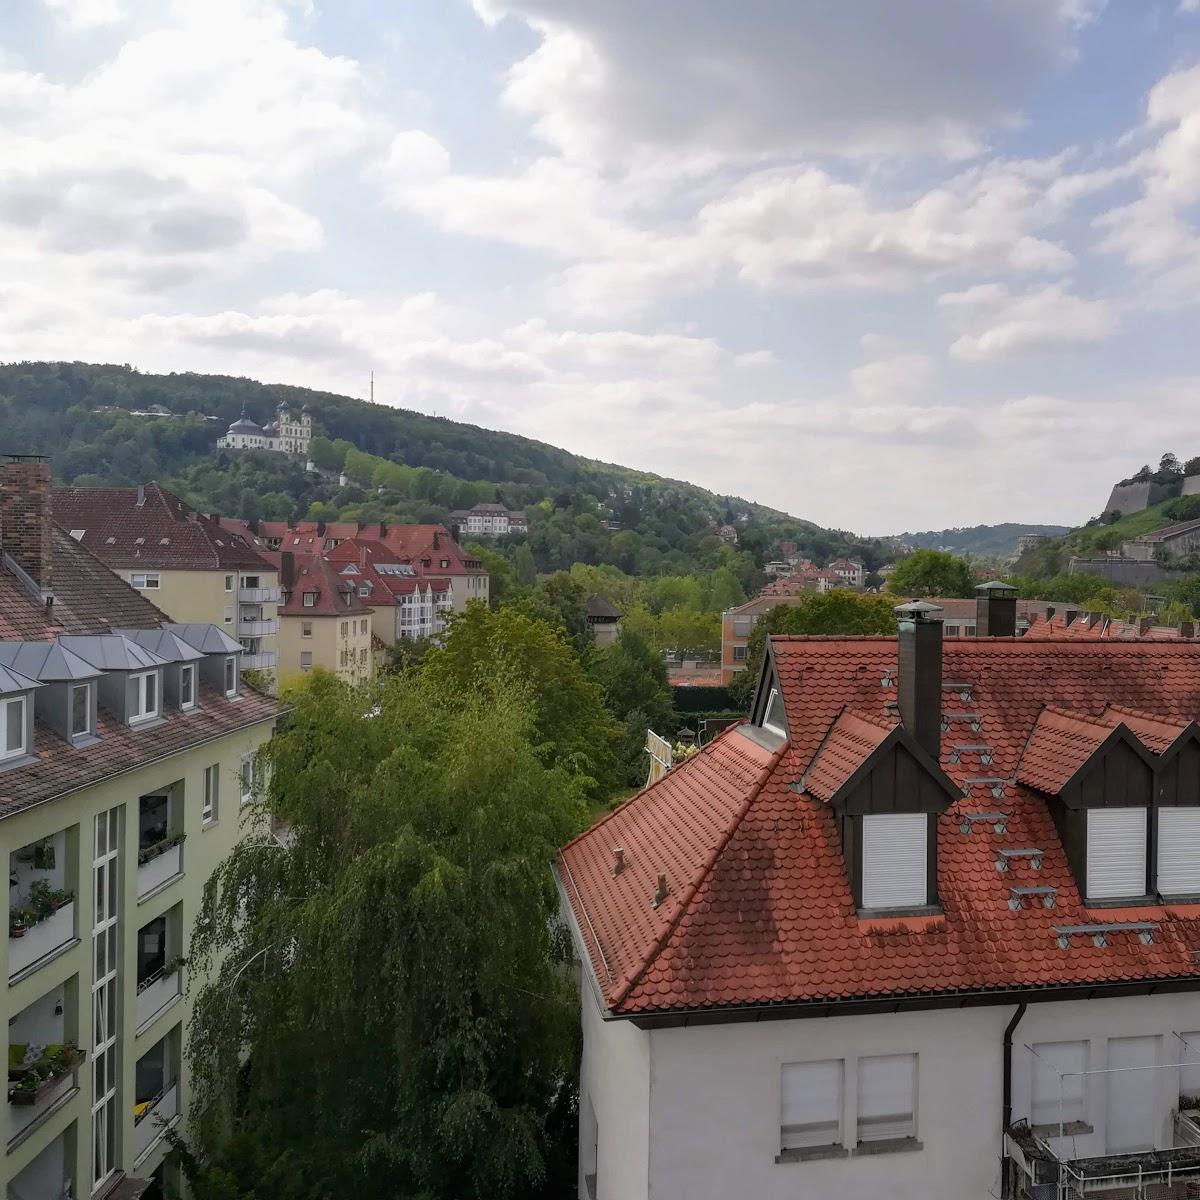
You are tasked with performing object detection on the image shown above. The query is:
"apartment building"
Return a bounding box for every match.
[52,485,281,679]
[322,538,453,650]
[560,587,1200,1200]
[720,594,807,684]
[275,555,374,684]
[0,457,279,1200]
[444,503,528,537]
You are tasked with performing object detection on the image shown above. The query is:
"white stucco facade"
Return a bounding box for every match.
[578,982,1200,1200]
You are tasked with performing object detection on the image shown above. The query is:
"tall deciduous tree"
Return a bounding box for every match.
[183,669,587,1200]
[885,549,975,599]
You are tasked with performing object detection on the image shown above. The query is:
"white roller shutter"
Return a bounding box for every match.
[857,1054,916,1142]
[781,1060,843,1150]
[1158,808,1200,895]
[1106,1036,1158,1153]
[862,813,927,909]
[1086,808,1147,900]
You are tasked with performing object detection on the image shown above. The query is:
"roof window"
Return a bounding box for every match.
[761,687,786,737]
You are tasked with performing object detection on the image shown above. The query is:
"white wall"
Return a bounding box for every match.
[580,984,651,1200]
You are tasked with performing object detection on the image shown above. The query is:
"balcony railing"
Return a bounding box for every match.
[7,1045,83,1148]
[239,586,281,603]
[136,963,184,1030]
[137,839,182,898]
[238,618,279,637]
[241,651,278,670]
[8,900,75,981]
[133,1080,178,1162]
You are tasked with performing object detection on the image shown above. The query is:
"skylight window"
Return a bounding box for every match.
[761,688,787,737]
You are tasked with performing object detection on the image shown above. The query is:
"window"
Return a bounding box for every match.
[130,572,160,589]
[224,656,237,697]
[857,1054,917,1144]
[71,682,91,736]
[340,621,348,637]
[1031,1041,1087,1131]
[358,584,371,596]
[223,606,234,625]
[302,592,317,607]
[944,624,960,637]
[1158,809,1200,895]
[240,755,254,804]
[861,813,927,909]
[360,619,368,634]
[300,652,313,671]
[781,1060,842,1153]
[203,764,218,825]
[224,574,234,592]
[359,648,367,665]
[128,671,159,723]
[179,665,195,709]
[244,575,260,589]
[1086,808,1147,900]
[301,621,313,638]
[732,645,748,662]
[2,695,27,759]
[761,687,787,737]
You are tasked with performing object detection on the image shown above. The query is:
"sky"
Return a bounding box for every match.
[3,1,1200,535]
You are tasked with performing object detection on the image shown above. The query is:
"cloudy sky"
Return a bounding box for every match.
[4,1,1200,533]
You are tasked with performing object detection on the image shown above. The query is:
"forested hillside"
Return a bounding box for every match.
[0,361,892,579]
[891,522,1070,557]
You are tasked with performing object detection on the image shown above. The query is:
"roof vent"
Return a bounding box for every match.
[653,872,669,908]
[136,484,145,507]
[612,847,626,876]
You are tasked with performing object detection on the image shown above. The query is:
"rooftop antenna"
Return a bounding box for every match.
[370,371,374,404]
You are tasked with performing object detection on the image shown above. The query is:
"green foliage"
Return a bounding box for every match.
[184,669,586,1200]
[1163,495,1200,523]
[465,543,515,608]
[421,603,619,796]
[885,549,975,598]
[729,592,897,707]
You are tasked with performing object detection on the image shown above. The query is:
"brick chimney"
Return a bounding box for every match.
[0,455,54,598]
[974,580,1017,638]
[280,550,296,589]
[894,600,944,762]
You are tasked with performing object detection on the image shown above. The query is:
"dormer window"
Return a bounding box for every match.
[1086,808,1147,900]
[179,664,196,710]
[862,813,929,910]
[128,671,159,725]
[1158,808,1200,896]
[2,695,27,760]
[761,688,786,738]
[302,592,317,607]
[223,657,237,697]
[70,682,91,738]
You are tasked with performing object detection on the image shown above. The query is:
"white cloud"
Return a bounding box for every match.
[42,0,127,30]
[939,282,1118,360]
[472,0,1095,162]
[850,354,938,404]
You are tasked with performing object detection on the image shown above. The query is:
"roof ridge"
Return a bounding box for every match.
[608,739,786,1010]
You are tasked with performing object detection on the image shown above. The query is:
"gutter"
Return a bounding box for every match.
[1000,1001,1027,1200]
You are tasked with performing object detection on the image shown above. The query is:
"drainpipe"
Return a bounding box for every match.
[1001,1001,1028,1200]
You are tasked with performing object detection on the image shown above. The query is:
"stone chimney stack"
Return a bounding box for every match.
[0,455,54,598]
[974,580,1018,638]
[894,600,944,762]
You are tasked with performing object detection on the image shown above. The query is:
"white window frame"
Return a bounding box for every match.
[856,1053,917,1144]
[240,755,255,805]
[302,592,317,607]
[224,656,237,697]
[301,621,313,638]
[224,574,234,592]
[781,1059,843,1153]
[70,682,91,738]
[300,651,313,671]
[203,763,219,825]
[761,687,787,737]
[732,645,748,662]
[129,670,159,725]
[130,572,160,590]
[92,807,121,1192]
[1,694,27,759]
[179,664,196,710]
[1086,807,1147,900]
[223,605,234,625]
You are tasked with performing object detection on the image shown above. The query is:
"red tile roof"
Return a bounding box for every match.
[52,485,271,571]
[802,709,896,803]
[560,637,1200,1018]
[322,538,452,606]
[279,556,372,617]
[1099,704,1192,754]
[1016,707,1117,794]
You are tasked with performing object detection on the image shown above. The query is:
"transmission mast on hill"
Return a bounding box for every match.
[369,370,374,404]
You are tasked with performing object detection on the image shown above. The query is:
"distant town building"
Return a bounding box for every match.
[445,503,528,537]
[1016,533,1049,556]
[275,554,374,684]
[713,524,739,545]
[216,403,312,457]
[585,594,623,648]
[827,557,865,588]
[1123,517,1200,563]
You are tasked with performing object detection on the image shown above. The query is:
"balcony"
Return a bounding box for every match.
[7,985,81,1150]
[8,901,75,981]
[133,1080,178,1162]
[1007,1123,1200,1199]
[241,651,278,670]
[8,1129,73,1200]
[137,839,182,898]
[9,831,75,980]
[238,617,279,637]
[239,585,281,603]
[138,790,182,899]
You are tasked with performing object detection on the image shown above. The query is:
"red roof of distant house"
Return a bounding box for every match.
[560,637,1200,1018]
[53,484,271,571]
[321,538,452,605]
[279,556,372,617]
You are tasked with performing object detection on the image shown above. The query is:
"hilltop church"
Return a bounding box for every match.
[217,402,313,456]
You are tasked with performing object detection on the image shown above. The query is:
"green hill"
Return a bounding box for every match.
[0,361,891,578]
[889,522,1070,558]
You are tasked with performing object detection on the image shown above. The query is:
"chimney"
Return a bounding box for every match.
[0,455,54,598]
[894,600,944,762]
[136,483,146,507]
[433,530,440,549]
[1138,615,1154,636]
[974,580,1017,638]
[1180,621,1196,639]
[280,550,296,589]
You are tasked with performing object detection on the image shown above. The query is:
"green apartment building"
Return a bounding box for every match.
[1,458,279,1199]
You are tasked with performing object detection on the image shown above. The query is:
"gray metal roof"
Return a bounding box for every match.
[115,628,206,663]
[0,663,41,695]
[975,580,1018,594]
[57,634,170,671]
[0,640,102,682]
[893,600,945,621]
[164,624,244,655]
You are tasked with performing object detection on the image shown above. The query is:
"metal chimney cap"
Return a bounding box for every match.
[975,580,1018,595]
[893,599,945,621]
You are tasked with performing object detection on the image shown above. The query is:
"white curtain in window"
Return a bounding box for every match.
[1086,808,1146,899]
[857,1054,916,1142]
[781,1060,842,1150]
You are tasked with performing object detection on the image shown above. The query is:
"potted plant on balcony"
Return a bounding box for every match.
[8,907,31,938]
[137,830,186,867]
[27,880,73,923]
[1180,1094,1200,1119]
[7,1043,83,1105]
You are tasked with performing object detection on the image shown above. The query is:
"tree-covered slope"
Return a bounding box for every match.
[0,361,892,577]
[890,522,1071,558]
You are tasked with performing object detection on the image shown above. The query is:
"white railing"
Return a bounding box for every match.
[133,1081,178,1161]
[241,652,278,670]
[137,844,181,898]
[135,967,183,1030]
[8,902,75,980]
[239,586,281,603]
[238,618,279,637]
